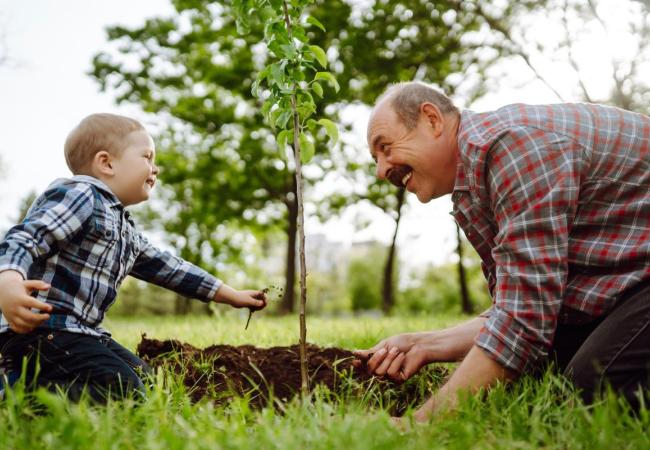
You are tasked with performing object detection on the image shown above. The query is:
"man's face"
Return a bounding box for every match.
[110,130,159,206]
[367,102,457,203]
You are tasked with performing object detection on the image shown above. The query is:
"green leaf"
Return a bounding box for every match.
[314,71,340,93]
[276,110,293,129]
[306,15,326,32]
[317,118,339,145]
[277,129,292,151]
[312,82,323,98]
[309,45,327,68]
[299,132,315,163]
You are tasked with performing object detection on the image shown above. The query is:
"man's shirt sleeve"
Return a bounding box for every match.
[129,235,223,302]
[0,182,95,279]
[475,126,582,374]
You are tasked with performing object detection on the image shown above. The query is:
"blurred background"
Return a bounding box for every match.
[1,0,649,318]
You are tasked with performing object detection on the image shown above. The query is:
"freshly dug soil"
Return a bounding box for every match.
[137,335,448,409]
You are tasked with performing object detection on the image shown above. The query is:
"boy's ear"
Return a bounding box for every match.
[94,151,114,176]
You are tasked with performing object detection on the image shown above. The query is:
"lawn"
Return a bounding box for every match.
[1,313,648,449]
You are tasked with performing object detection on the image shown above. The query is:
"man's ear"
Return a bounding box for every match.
[421,103,444,137]
[93,151,114,176]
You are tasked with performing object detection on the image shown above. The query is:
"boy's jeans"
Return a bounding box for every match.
[0,329,151,402]
[549,279,650,411]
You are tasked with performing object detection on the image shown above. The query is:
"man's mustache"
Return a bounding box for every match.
[386,165,412,188]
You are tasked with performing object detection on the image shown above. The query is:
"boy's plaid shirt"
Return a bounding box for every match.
[0,176,222,336]
[454,103,650,374]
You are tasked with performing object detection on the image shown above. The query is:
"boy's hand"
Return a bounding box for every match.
[213,283,267,310]
[0,270,53,334]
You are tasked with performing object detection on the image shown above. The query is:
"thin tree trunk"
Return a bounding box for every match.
[283,0,309,397]
[456,223,473,314]
[382,188,405,314]
[280,186,298,313]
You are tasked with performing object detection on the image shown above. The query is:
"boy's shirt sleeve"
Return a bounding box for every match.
[0,182,95,279]
[129,235,223,302]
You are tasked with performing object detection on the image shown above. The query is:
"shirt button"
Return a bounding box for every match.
[47,333,54,341]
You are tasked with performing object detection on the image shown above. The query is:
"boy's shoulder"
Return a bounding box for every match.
[39,176,121,208]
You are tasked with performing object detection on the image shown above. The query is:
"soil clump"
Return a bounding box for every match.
[137,335,447,410]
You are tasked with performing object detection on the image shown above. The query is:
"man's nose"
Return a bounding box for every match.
[375,156,389,180]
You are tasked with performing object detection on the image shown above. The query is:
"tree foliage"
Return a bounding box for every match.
[91,0,548,312]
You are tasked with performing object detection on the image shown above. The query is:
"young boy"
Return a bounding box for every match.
[0,113,267,402]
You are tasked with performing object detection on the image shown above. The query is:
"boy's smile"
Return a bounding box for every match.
[104,130,159,206]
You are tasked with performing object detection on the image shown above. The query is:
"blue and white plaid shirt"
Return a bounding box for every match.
[0,175,222,336]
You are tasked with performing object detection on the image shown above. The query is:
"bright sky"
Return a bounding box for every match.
[0,0,640,269]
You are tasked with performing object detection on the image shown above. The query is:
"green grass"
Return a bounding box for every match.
[1,313,648,449]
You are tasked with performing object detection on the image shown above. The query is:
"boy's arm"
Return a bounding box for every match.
[0,182,96,278]
[129,236,266,309]
[129,236,221,302]
[0,182,95,333]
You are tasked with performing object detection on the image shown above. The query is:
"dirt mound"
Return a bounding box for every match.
[137,335,448,410]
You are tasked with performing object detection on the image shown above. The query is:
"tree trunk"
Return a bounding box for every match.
[280,182,298,313]
[456,223,473,314]
[382,188,405,314]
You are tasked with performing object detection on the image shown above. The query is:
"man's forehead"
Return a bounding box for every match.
[367,102,394,141]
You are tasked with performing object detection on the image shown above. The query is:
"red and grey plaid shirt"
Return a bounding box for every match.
[453,103,650,374]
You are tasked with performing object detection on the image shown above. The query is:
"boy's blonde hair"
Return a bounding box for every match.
[64,113,145,175]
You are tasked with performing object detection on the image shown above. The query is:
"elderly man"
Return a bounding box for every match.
[354,81,650,421]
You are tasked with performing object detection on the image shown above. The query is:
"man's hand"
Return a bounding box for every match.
[213,283,267,310]
[353,332,432,382]
[0,270,53,334]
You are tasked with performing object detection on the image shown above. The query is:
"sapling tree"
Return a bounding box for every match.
[233,0,339,396]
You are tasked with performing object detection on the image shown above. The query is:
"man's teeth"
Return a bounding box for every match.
[402,172,412,187]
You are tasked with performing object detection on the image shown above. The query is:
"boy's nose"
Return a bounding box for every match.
[152,164,160,175]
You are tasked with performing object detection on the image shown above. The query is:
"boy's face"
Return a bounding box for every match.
[109,130,159,206]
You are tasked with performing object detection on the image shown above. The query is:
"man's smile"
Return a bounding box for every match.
[387,165,413,188]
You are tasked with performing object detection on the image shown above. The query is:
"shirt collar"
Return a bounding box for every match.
[70,175,123,208]
[452,110,472,193]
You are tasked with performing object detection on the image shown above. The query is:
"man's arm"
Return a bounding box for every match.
[354,317,487,380]
[411,345,515,422]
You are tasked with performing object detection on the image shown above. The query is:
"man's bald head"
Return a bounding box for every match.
[369,81,459,133]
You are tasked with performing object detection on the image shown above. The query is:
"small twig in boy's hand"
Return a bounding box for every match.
[245,308,254,330]
[244,287,272,330]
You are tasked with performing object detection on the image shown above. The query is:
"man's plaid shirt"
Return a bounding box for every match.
[453,103,650,374]
[0,176,222,336]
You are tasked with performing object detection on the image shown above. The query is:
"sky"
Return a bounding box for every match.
[0,0,639,270]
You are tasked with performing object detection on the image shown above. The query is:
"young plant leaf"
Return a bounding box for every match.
[317,118,339,145]
[306,15,326,32]
[314,71,340,93]
[312,81,323,98]
[299,132,315,163]
[308,45,327,68]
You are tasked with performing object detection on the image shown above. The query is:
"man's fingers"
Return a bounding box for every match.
[353,342,384,360]
[25,297,53,313]
[401,355,422,380]
[366,346,389,373]
[23,279,51,292]
[374,347,400,376]
[386,352,407,381]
